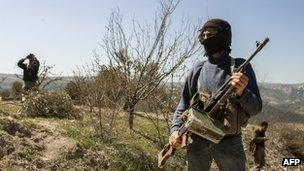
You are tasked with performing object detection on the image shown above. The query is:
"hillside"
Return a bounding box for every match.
[0,101,180,170]
[0,101,303,170]
[245,82,304,125]
[251,104,304,124]
[259,82,304,114]
[0,74,22,91]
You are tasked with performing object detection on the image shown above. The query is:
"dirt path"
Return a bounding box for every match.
[35,119,77,162]
[40,136,76,161]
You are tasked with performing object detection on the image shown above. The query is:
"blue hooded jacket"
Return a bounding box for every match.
[171,53,262,134]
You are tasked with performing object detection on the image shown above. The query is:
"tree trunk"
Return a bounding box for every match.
[128,107,135,130]
[124,100,136,130]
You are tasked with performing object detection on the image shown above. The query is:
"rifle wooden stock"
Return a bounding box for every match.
[158,122,188,168]
[158,143,176,168]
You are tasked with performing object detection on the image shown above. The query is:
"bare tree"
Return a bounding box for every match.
[73,60,125,142]
[102,0,200,129]
[37,61,63,90]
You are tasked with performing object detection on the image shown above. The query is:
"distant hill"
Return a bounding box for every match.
[0,73,22,91]
[244,82,304,124]
[0,73,73,91]
[259,83,304,115]
[250,104,304,124]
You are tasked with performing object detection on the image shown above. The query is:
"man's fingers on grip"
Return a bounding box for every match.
[169,136,176,144]
[236,81,245,88]
[169,131,178,145]
[241,75,249,81]
[232,72,242,78]
[232,80,245,88]
[180,134,187,148]
[231,80,241,88]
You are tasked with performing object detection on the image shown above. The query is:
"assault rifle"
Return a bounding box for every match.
[158,38,270,168]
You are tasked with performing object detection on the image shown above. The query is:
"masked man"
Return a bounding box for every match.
[169,19,263,171]
[17,53,40,95]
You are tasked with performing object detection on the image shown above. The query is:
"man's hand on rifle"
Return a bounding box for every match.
[169,131,187,149]
[230,72,249,97]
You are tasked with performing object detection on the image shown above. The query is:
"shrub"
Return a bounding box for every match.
[279,125,304,160]
[10,81,23,100]
[23,92,81,119]
[65,81,81,100]
[1,90,10,98]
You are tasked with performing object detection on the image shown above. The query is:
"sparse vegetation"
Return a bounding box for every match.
[277,124,304,160]
[1,98,304,170]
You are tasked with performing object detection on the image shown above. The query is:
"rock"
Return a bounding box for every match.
[66,143,85,159]
[0,118,31,138]
[0,147,5,159]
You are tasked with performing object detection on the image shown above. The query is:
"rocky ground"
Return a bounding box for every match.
[0,101,303,170]
[0,102,111,171]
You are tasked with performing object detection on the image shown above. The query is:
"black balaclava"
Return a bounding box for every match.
[199,18,232,56]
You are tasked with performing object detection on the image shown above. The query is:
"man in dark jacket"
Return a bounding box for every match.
[17,53,40,93]
[251,121,269,170]
[169,19,263,171]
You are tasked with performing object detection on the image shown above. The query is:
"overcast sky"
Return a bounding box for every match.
[0,0,303,84]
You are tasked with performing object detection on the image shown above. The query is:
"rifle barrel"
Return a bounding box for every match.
[236,37,269,72]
